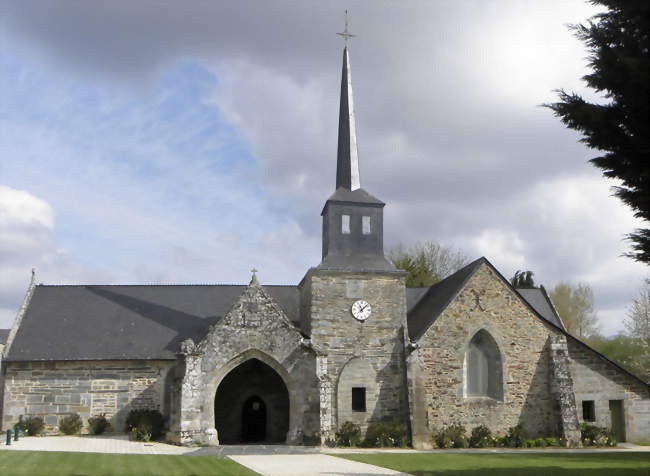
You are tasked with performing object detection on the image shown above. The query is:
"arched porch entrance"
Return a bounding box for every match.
[214,358,290,444]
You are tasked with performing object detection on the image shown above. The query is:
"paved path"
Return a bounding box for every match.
[229,454,411,476]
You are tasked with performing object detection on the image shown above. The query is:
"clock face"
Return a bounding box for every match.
[351,300,372,321]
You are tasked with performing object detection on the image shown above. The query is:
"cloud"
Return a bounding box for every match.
[0,185,108,328]
[1,0,643,335]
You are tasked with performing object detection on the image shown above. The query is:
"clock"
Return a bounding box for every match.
[351,300,372,321]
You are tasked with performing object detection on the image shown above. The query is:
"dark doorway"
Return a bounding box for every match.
[242,396,267,442]
[609,400,626,442]
[214,358,289,444]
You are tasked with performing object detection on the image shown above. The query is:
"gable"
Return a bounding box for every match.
[407,258,568,341]
[5,284,300,361]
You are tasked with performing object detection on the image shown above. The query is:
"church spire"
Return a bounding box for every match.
[336,16,360,191]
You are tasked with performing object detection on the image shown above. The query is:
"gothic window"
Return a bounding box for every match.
[362,216,371,235]
[465,329,503,400]
[352,387,366,412]
[341,215,351,234]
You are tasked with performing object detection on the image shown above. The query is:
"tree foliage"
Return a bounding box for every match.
[388,241,470,288]
[546,1,650,263]
[510,270,536,288]
[590,334,648,382]
[622,279,650,380]
[549,281,600,338]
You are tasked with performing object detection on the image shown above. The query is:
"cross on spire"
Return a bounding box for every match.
[336,10,356,46]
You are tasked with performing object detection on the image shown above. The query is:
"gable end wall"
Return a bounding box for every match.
[416,264,561,441]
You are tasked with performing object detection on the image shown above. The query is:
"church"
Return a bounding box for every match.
[1,43,648,448]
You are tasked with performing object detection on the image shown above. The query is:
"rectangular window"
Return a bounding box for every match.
[341,215,351,234]
[362,216,371,235]
[351,387,366,412]
[582,400,596,422]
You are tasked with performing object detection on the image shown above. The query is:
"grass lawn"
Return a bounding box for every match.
[0,450,259,476]
[335,452,650,476]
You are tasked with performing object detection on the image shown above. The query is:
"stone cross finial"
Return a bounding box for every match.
[250,268,259,285]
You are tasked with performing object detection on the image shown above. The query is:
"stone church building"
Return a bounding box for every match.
[1,46,648,447]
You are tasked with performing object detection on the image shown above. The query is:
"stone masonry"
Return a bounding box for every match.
[568,337,650,442]
[301,269,409,441]
[170,277,320,445]
[412,263,564,447]
[2,360,173,433]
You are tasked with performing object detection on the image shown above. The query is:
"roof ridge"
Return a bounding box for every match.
[37,283,298,288]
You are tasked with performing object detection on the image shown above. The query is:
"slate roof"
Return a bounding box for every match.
[4,284,300,362]
[516,288,565,330]
[0,329,9,345]
[324,187,384,207]
[406,258,485,340]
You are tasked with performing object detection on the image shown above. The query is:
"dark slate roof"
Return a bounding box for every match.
[0,329,9,345]
[5,284,300,362]
[406,288,429,312]
[407,258,485,340]
[317,254,398,273]
[325,187,384,207]
[516,288,565,330]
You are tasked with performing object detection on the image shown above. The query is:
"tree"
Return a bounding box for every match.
[622,279,650,380]
[388,241,470,288]
[510,270,536,288]
[545,1,650,263]
[589,334,647,381]
[549,282,600,339]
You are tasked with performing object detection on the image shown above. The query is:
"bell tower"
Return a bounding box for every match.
[299,19,409,442]
[319,45,395,273]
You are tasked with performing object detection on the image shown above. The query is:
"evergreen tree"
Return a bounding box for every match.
[546,1,650,263]
[510,270,536,288]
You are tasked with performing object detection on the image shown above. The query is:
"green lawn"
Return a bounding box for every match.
[335,452,650,476]
[0,451,259,476]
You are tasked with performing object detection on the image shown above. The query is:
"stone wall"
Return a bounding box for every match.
[302,269,409,440]
[171,278,320,446]
[2,360,173,433]
[413,263,563,447]
[568,338,650,442]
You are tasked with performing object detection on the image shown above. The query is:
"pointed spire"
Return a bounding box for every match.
[336,42,360,191]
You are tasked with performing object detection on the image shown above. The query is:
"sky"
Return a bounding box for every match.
[0,1,647,335]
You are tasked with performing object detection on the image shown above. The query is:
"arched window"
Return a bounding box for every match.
[466,330,503,400]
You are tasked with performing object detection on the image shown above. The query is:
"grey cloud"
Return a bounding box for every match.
[4,0,645,333]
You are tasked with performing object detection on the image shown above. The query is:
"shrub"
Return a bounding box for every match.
[432,423,468,449]
[580,423,617,447]
[125,409,165,441]
[534,438,547,448]
[335,421,361,447]
[364,422,410,448]
[504,424,526,448]
[20,416,45,436]
[469,425,492,448]
[59,413,83,435]
[544,437,560,446]
[88,414,111,435]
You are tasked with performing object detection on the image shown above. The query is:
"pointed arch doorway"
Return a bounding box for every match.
[214,358,289,444]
